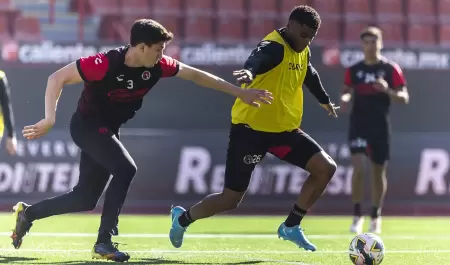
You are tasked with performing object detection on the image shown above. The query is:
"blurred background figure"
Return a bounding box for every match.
[341,26,409,234]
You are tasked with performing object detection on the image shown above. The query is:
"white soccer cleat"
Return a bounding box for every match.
[350,216,364,234]
[369,217,382,234]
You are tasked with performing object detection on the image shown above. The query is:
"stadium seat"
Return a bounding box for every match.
[0,15,11,41]
[438,24,450,47]
[185,0,213,17]
[184,15,214,43]
[343,0,373,22]
[247,17,278,44]
[0,0,12,11]
[249,0,277,18]
[343,22,371,46]
[120,0,150,16]
[374,0,405,23]
[313,19,341,46]
[248,0,278,43]
[310,0,341,20]
[216,0,245,43]
[407,24,437,47]
[14,17,41,42]
[437,0,450,23]
[184,0,214,43]
[151,0,181,17]
[84,0,120,15]
[280,0,309,16]
[406,0,436,24]
[377,23,405,47]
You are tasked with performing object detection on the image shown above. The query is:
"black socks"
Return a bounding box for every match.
[178,209,195,228]
[285,204,307,227]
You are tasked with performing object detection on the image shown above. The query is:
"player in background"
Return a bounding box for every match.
[170,6,339,252]
[13,19,272,262]
[341,27,409,234]
[0,70,17,156]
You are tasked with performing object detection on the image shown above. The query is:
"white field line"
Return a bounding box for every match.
[0,232,448,240]
[0,248,449,254]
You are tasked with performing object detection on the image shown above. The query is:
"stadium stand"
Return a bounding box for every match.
[0,0,445,47]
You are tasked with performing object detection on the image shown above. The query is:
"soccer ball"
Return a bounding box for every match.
[348,233,385,265]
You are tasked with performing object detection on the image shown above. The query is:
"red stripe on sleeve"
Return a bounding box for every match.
[77,53,109,82]
[391,63,407,88]
[160,55,180,78]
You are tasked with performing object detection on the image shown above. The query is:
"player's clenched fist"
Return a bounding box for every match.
[22,118,55,140]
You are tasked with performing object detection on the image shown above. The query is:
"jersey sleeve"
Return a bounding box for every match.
[160,55,180,78]
[244,40,284,76]
[391,63,407,89]
[76,53,109,82]
[344,68,353,86]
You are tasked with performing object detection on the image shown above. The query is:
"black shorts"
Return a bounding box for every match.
[224,123,323,192]
[348,127,390,165]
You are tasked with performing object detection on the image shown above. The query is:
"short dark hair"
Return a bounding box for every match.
[288,5,321,31]
[130,19,174,46]
[360,26,382,41]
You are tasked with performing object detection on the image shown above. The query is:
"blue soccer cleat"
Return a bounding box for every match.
[277,222,317,252]
[169,206,187,248]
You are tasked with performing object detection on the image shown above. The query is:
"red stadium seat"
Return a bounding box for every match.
[374,0,405,23]
[85,0,120,15]
[437,0,450,23]
[407,0,436,24]
[216,0,245,43]
[184,16,214,43]
[184,0,214,42]
[0,15,11,41]
[151,0,181,17]
[438,24,450,47]
[185,0,213,17]
[249,0,277,18]
[216,17,245,44]
[377,23,405,47]
[407,24,437,47]
[216,0,245,17]
[343,0,372,22]
[247,17,277,44]
[120,0,150,16]
[313,19,341,46]
[14,17,41,42]
[310,0,341,20]
[343,22,371,46]
[0,0,13,11]
[280,0,309,15]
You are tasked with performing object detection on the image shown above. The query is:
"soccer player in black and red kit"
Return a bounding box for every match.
[341,26,409,234]
[13,19,272,262]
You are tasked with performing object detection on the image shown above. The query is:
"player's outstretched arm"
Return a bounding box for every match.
[304,62,339,118]
[23,62,83,140]
[176,62,273,107]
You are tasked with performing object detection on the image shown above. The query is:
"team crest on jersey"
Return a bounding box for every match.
[142,71,151,80]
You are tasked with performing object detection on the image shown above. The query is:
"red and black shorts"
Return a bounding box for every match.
[348,126,390,165]
[224,123,323,192]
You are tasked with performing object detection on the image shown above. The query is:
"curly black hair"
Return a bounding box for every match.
[288,5,321,30]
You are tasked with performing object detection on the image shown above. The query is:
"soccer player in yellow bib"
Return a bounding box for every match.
[170,5,339,252]
[0,70,16,156]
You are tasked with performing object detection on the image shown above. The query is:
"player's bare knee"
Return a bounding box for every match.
[221,188,245,211]
[307,151,337,182]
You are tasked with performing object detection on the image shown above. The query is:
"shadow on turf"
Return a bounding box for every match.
[34,259,264,265]
[0,256,39,263]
